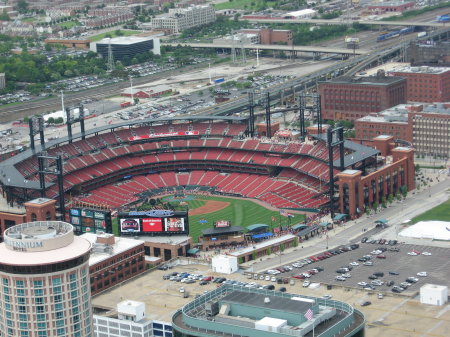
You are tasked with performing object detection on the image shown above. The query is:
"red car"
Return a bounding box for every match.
[376,255,386,259]
[202,276,213,281]
[292,274,305,279]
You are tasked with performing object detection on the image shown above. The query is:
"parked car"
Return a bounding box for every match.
[389,271,399,275]
[303,281,311,288]
[360,301,372,306]
[417,272,428,277]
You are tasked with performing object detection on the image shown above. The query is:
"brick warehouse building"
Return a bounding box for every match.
[240,28,293,45]
[388,66,450,103]
[319,75,406,121]
[337,135,415,217]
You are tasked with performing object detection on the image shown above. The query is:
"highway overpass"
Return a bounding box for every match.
[162,42,369,55]
[240,17,448,28]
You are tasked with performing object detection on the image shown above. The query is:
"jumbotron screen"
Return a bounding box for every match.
[69,208,112,234]
[118,210,189,236]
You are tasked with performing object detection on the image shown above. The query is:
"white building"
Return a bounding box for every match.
[150,5,216,34]
[93,300,173,337]
[213,33,260,45]
[211,255,238,274]
[285,9,317,19]
[420,284,448,306]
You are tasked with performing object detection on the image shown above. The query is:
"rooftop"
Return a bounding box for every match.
[389,65,450,74]
[325,75,405,86]
[97,36,156,46]
[138,235,190,245]
[221,290,313,315]
[0,222,91,265]
[228,234,296,256]
[81,233,144,266]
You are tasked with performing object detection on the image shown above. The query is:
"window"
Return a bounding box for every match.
[15,280,24,288]
[45,211,52,221]
[52,278,61,286]
[31,213,37,222]
[33,280,43,288]
[37,314,46,322]
[56,328,65,336]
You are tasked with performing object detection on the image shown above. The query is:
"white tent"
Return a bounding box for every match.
[399,221,450,241]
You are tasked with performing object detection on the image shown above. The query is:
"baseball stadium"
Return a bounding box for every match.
[0,115,415,239]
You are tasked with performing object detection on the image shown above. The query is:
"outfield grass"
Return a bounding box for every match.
[90,30,141,42]
[176,195,305,242]
[411,199,450,224]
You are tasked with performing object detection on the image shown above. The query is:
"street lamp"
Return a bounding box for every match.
[129,75,133,105]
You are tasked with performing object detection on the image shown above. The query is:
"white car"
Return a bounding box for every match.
[292,263,303,268]
[371,280,384,286]
[422,251,432,256]
[335,276,346,281]
[271,277,277,282]
[363,261,374,266]
[342,273,352,278]
[417,272,428,277]
[358,281,368,286]
[371,250,382,255]
[283,266,293,271]
[350,262,359,266]
[407,251,418,256]
[303,281,311,288]
[265,275,271,281]
[302,273,311,278]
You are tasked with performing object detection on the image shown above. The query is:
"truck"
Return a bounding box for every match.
[417,32,427,38]
[213,78,225,84]
[345,37,359,49]
[120,101,132,108]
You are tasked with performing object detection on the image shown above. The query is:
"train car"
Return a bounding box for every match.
[436,14,450,22]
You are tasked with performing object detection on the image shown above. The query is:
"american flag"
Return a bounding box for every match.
[280,210,294,218]
[304,308,314,321]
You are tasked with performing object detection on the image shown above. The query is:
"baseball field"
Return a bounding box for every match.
[166,195,306,242]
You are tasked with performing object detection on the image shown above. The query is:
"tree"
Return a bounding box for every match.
[115,29,124,37]
[0,10,10,21]
[16,0,29,14]
[415,164,421,172]
[372,202,378,211]
[387,194,393,204]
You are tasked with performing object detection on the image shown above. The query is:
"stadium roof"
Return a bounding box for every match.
[291,224,308,231]
[246,224,269,232]
[0,116,248,189]
[296,224,319,237]
[97,36,156,46]
[313,134,380,167]
[201,226,244,236]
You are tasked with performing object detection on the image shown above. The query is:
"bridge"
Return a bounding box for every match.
[240,17,448,28]
[162,42,369,55]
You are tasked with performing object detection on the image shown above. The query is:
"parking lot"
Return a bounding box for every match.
[261,242,450,295]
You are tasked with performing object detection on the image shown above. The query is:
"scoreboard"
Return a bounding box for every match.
[118,210,189,236]
[69,208,112,234]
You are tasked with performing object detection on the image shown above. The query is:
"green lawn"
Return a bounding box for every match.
[175,195,305,242]
[57,21,80,29]
[411,199,450,224]
[90,30,142,42]
[214,0,277,11]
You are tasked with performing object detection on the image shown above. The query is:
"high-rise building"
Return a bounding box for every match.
[0,221,93,337]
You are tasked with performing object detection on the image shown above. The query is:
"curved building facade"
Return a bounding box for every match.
[0,221,93,337]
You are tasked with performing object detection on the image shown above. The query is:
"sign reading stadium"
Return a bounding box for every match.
[129,131,199,141]
[118,210,189,236]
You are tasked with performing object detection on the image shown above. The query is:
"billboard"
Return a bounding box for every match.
[120,218,140,233]
[165,217,185,232]
[215,220,230,228]
[69,208,112,234]
[118,210,188,236]
[142,218,163,232]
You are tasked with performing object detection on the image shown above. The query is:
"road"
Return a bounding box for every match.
[249,172,450,273]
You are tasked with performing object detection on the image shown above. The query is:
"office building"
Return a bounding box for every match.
[93,299,173,337]
[388,66,450,103]
[240,28,293,45]
[319,75,406,121]
[91,36,161,62]
[355,103,450,158]
[150,5,215,34]
[0,221,92,336]
[172,284,365,336]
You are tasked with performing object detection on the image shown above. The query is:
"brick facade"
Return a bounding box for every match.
[319,76,406,121]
